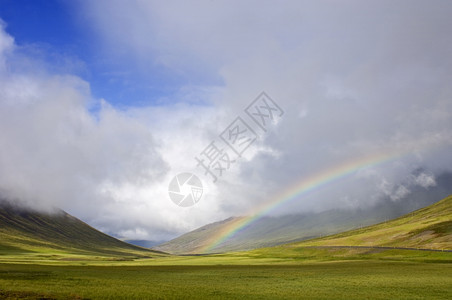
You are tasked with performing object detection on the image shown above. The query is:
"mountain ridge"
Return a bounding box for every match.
[0,200,164,258]
[154,174,452,254]
[290,194,452,250]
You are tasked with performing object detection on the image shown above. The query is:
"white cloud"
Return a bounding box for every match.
[0,20,13,69]
[2,1,452,240]
[0,22,225,240]
[413,172,437,189]
[82,0,452,209]
[390,185,411,202]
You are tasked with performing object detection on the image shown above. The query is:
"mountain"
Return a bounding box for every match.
[124,239,167,248]
[154,173,452,254]
[290,194,451,250]
[0,201,164,258]
[237,195,451,264]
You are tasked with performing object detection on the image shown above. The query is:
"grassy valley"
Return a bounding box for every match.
[0,196,451,299]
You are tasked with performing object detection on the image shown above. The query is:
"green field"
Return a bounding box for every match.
[0,196,451,299]
[1,237,451,299]
[0,259,451,299]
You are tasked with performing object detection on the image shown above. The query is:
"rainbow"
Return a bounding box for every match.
[200,150,405,253]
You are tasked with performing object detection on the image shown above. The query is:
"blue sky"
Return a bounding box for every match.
[0,0,214,108]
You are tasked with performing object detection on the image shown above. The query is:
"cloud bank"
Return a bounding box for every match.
[1,1,452,240]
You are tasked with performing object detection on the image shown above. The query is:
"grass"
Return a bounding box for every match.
[0,261,451,299]
[0,247,451,299]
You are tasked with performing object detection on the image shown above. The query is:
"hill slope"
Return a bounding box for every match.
[154,210,388,254]
[292,194,452,250]
[237,195,451,263]
[0,201,164,258]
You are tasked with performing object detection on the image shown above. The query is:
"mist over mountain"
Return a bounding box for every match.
[0,1,451,242]
[0,197,161,257]
[155,172,452,253]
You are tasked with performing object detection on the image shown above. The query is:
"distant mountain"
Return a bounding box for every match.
[0,201,164,258]
[154,172,452,254]
[124,240,167,248]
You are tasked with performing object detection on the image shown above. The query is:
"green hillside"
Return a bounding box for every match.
[0,201,165,261]
[154,209,412,254]
[294,194,452,250]
[239,195,452,262]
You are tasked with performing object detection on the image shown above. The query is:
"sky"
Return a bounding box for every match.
[0,0,451,241]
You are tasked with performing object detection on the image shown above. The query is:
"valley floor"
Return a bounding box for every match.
[0,250,451,299]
